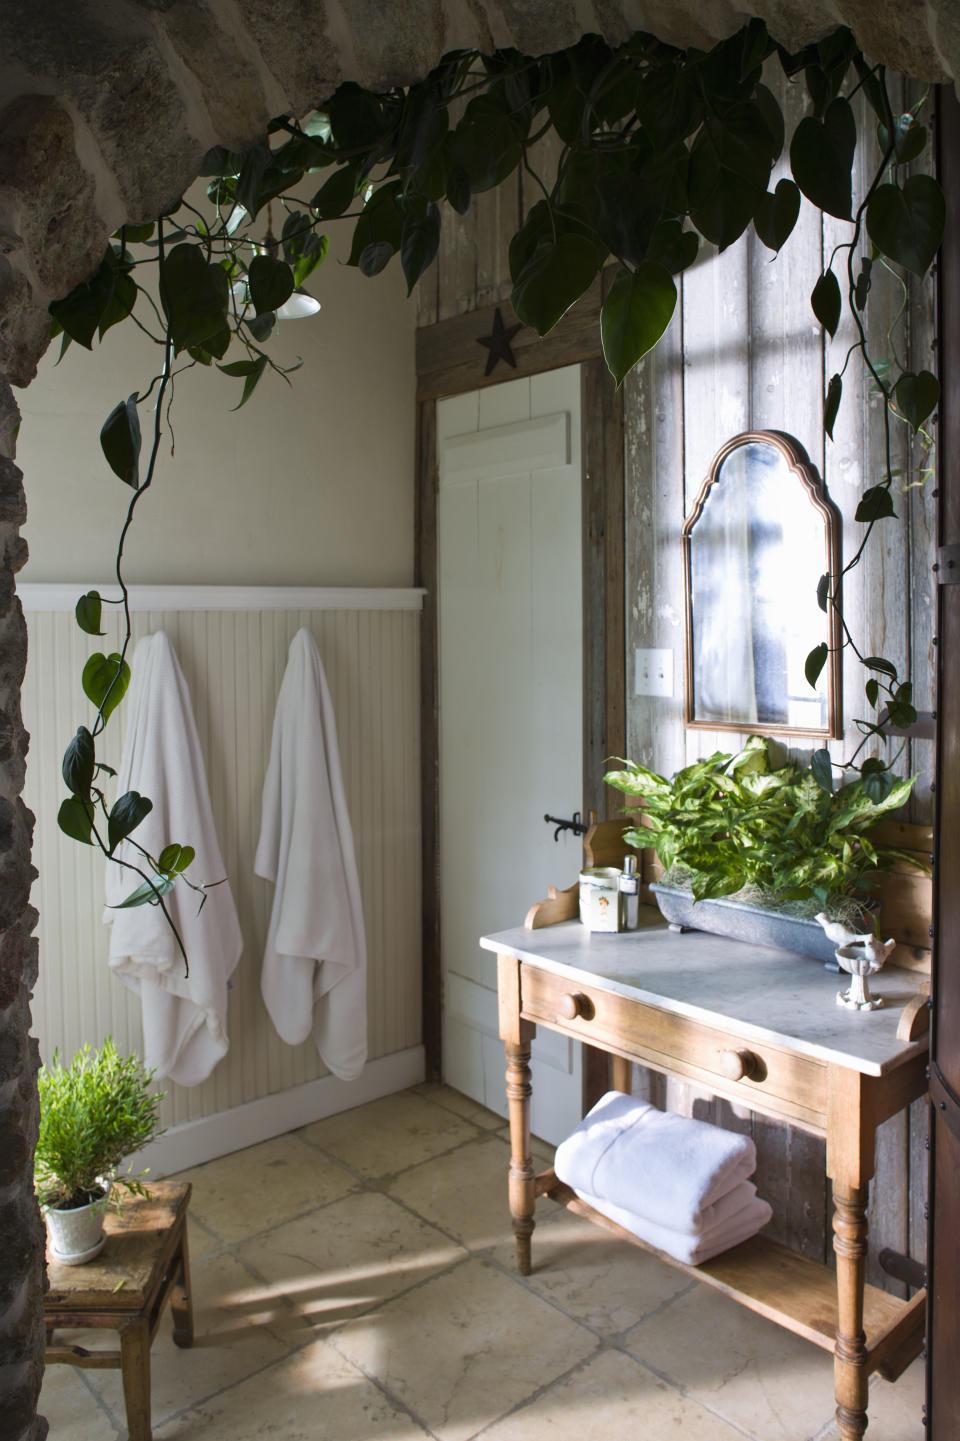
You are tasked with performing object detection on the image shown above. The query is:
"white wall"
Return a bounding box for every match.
[16,232,417,586]
[14,229,422,1169]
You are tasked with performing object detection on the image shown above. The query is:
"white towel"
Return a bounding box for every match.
[254,628,367,1081]
[104,632,242,1086]
[554,1090,757,1232]
[577,1186,773,1266]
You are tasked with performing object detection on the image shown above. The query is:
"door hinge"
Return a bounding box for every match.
[930,1061,960,1144]
[934,543,960,582]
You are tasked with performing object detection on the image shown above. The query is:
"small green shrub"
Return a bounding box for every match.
[605,736,923,916]
[36,1039,165,1209]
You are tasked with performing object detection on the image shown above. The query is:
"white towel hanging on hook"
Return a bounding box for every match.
[254,627,367,1081]
[104,631,243,1086]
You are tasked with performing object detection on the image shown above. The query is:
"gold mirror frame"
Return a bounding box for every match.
[682,430,843,740]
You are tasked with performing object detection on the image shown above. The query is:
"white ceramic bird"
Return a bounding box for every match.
[815,913,873,948]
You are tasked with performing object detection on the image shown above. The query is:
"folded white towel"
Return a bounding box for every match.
[577,1185,773,1266]
[254,628,367,1081]
[555,1090,757,1232]
[105,632,243,1087]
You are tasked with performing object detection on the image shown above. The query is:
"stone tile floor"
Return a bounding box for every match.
[40,1083,924,1439]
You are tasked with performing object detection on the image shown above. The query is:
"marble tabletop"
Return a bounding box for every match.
[480,911,928,1076]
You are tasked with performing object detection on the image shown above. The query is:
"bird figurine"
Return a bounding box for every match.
[834,935,896,1010]
[815,912,873,948]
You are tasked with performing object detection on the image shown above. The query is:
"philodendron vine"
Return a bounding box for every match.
[49,20,942,943]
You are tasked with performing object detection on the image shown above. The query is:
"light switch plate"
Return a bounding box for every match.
[634,647,673,697]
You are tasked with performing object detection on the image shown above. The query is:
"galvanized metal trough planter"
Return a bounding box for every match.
[649,882,837,964]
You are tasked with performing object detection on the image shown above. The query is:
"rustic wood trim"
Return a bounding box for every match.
[581,354,626,822]
[416,396,442,1081]
[416,281,604,400]
[929,79,960,1434]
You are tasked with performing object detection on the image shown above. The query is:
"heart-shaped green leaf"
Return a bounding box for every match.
[359,241,395,277]
[854,256,873,311]
[49,251,117,349]
[446,166,472,216]
[856,486,898,522]
[866,176,945,276]
[311,164,358,219]
[817,573,830,613]
[646,220,699,275]
[158,843,196,874]
[109,873,176,910]
[108,791,153,853]
[895,369,940,432]
[160,243,230,352]
[595,170,663,268]
[824,373,843,439]
[58,796,97,845]
[512,232,600,337]
[811,270,841,338]
[62,727,95,797]
[805,643,829,689]
[400,203,441,295]
[865,655,899,678]
[75,590,104,636]
[248,256,294,316]
[600,263,677,386]
[82,652,130,725]
[100,394,141,488]
[790,97,856,220]
[753,179,801,252]
[810,747,834,793]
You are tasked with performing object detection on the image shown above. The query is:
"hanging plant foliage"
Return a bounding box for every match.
[47,19,943,947]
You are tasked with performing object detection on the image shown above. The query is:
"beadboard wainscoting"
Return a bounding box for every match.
[21,587,424,1171]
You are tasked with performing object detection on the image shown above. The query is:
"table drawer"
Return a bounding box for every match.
[519,963,827,1122]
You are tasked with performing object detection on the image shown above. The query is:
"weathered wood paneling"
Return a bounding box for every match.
[421,62,934,1293]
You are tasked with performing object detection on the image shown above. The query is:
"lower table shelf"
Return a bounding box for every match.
[538,1170,924,1381]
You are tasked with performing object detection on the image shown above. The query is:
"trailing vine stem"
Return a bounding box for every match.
[49,21,943,963]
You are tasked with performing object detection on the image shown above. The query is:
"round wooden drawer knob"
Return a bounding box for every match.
[720,1048,763,1082]
[557,992,589,1020]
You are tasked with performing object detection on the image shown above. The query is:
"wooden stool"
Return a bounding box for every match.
[44,1180,193,1441]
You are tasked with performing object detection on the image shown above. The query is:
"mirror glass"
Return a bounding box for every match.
[683,431,841,737]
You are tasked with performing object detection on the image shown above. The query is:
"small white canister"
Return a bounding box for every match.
[579,868,623,932]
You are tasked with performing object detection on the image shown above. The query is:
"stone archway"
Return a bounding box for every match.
[0,4,955,1436]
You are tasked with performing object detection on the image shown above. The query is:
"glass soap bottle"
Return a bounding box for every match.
[618,854,640,930]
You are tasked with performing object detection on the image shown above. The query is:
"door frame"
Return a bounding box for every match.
[928,82,960,1435]
[415,282,626,1080]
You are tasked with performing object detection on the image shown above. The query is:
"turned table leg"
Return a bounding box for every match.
[832,1181,871,1441]
[505,1034,535,1275]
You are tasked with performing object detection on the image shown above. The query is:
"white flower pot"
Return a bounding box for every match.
[44,1181,111,1265]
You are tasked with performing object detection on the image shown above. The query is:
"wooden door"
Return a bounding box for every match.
[436,365,584,1143]
[928,83,960,1438]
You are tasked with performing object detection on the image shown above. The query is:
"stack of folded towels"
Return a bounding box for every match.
[554,1090,772,1265]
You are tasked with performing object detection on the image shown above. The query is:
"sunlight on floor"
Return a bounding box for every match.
[39,1083,925,1440]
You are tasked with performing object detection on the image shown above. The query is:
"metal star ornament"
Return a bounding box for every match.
[476,307,523,376]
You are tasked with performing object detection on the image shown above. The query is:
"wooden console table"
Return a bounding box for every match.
[44,1181,194,1441]
[485,914,928,1441]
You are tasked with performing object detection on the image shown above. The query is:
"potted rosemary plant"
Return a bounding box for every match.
[604,736,922,962]
[36,1038,164,1265]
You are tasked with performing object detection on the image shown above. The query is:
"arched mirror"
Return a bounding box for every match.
[683,430,842,738]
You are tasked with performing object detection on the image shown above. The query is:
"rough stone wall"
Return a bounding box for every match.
[0,3,955,1437]
[0,0,956,387]
[0,377,44,1441]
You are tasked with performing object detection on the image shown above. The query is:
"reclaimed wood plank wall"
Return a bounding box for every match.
[419,65,935,1293]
